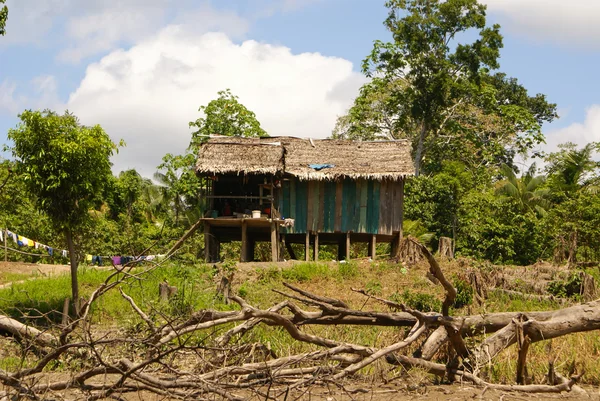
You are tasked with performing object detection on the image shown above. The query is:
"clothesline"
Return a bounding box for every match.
[2,228,166,265]
[2,229,67,258]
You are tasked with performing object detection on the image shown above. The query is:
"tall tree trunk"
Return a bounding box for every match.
[414,121,427,177]
[65,228,79,316]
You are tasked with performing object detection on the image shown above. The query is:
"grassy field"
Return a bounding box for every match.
[0,258,598,386]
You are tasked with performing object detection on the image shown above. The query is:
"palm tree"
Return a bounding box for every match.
[546,142,599,194]
[495,163,551,216]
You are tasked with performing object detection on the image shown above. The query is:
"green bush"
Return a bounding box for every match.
[547,272,582,299]
[282,263,330,282]
[452,276,474,309]
[390,290,441,313]
[337,261,358,279]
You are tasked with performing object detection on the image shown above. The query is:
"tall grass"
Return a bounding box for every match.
[1,259,599,385]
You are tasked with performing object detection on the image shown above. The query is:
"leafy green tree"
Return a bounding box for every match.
[155,153,203,227]
[355,0,556,176]
[189,89,267,149]
[7,110,120,310]
[495,164,551,216]
[0,0,7,36]
[545,142,600,195]
[457,190,543,264]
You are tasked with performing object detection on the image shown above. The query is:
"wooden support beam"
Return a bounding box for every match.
[212,238,221,263]
[271,222,278,262]
[391,233,401,258]
[305,232,310,262]
[248,240,255,262]
[337,238,345,261]
[369,235,376,260]
[204,223,211,263]
[285,237,298,260]
[313,232,319,262]
[240,220,248,262]
[345,232,351,261]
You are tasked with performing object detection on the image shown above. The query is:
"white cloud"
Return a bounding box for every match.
[3,0,250,63]
[67,27,366,177]
[482,0,600,46]
[543,105,600,154]
[0,75,62,116]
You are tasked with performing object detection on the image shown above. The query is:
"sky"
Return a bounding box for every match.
[0,0,599,177]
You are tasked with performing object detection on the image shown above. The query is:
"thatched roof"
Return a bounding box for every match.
[195,136,414,180]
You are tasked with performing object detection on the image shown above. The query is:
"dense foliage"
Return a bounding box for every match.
[1,1,599,270]
[336,0,557,176]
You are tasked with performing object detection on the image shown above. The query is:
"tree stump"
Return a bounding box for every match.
[438,237,454,259]
[216,275,231,305]
[398,236,425,266]
[159,281,178,302]
[580,272,597,302]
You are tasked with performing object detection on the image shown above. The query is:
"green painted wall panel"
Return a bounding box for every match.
[295,180,308,234]
[352,180,361,232]
[341,179,356,232]
[282,180,290,218]
[359,179,368,232]
[366,180,375,234]
[323,181,336,232]
[281,180,291,233]
[370,181,381,234]
[312,181,321,232]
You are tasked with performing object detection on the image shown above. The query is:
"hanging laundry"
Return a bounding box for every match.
[0,230,3,242]
[61,250,68,258]
[16,236,24,247]
[112,256,121,265]
[47,247,53,256]
[85,254,93,262]
[34,242,40,249]
[92,256,103,266]
[27,239,34,247]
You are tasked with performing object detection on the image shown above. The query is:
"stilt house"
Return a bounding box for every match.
[196,136,414,262]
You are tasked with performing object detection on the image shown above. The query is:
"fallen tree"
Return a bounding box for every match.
[0,240,595,400]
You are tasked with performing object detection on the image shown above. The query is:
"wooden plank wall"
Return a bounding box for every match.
[280,177,404,235]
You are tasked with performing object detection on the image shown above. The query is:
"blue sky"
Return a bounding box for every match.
[0,0,598,176]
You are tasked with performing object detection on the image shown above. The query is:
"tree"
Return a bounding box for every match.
[0,0,7,36]
[155,153,203,227]
[189,89,268,149]
[495,164,550,216]
[356,0,556,176]
[7,110,119,312]
[545,142,600,195]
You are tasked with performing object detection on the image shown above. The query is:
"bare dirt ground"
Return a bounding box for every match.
[0,261,71,277]
[10,378,597,401]
[0,261,72,288]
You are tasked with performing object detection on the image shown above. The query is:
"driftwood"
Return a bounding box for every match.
[0,244,597,400]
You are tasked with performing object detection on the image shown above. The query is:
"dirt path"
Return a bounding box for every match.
[0,261,72,288]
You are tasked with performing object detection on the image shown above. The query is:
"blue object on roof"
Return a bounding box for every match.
[309,163,335,171]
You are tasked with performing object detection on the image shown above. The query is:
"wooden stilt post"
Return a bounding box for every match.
[313,232,319,262]
[204,223,211,263]
[285,239,298,260]
[305,232,310,261]
[391,233,401,258]
[213,238,221,263]
[248,239,255,262]
[241,220,248,262]
[337,237,345,261]
[271,222,278,262]
[345,232,351,261]
[369,235,376,260]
